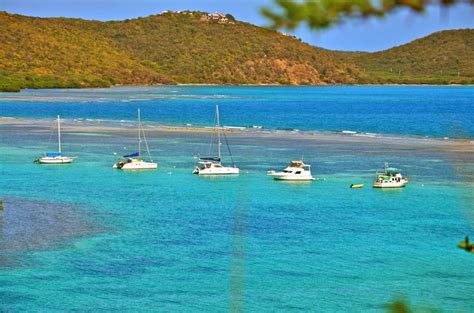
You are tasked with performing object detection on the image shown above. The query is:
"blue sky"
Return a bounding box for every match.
[1,0,473,52]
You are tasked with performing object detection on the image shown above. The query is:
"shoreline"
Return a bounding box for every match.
[1,83,473,93]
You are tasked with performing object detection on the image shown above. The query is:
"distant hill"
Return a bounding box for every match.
[0,11,472,91]
[343,29,474,85]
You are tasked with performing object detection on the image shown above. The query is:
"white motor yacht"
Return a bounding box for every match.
[267,160,315,181]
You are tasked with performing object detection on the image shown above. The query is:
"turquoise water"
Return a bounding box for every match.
[0,86,473,138]
[0,87,473,311]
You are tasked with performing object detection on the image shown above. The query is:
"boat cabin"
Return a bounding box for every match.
[196,157,222,169]
[375,168,404,183]
[286,161,311,172]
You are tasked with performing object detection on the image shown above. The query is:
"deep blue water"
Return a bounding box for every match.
[0,86,473,311]
[0,86,473,138]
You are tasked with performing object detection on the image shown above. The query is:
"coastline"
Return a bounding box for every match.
[2,83,474,93]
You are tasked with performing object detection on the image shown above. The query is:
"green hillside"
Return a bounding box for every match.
[97,12,361,85]
[343,29,474,85]
[0,11,473,91]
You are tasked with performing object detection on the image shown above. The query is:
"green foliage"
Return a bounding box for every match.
[262,0,472,30]
[98,13,360,85]
[0,11,472,91]
[225,14,236,22]
[0,11,167,91]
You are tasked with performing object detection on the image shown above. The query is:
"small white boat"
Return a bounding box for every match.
[35,115,75,164]
[193,157,240,175]
[193,105,239,175]
[267,160,315,181]
[113,109,157,170]
[372,162,409,188]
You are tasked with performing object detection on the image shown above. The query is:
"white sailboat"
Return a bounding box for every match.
[193,105,239,175]
[113,109,158,170]
[35,115,75,164]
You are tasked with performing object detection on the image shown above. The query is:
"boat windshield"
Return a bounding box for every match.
[386,168,400,175]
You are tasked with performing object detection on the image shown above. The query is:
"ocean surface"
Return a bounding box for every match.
[0,86,473,311]
[0,85,473,138]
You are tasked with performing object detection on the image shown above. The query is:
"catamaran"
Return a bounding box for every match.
[35,115,75,164]
[113,109,157,170]
[372,162,409,188]
[267,160,315,181]
[193,105,239,175]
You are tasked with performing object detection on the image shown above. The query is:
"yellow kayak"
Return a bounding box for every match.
[458,241,474,253]
[350,184,364,189]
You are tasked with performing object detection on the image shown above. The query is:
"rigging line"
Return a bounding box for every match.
[222,129,235,167]
[207,108,217,157]
[208,127,215,157]
[141,124,153,162]
[217,105,234,166]
[47,118,56,147]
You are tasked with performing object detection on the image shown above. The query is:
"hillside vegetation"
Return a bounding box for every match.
[343,29,474,85]
[0,11,472,91]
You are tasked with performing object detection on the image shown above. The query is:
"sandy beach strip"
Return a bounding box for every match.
[1,116,473,154]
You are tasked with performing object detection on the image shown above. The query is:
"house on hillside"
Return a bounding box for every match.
[206,12,235,24]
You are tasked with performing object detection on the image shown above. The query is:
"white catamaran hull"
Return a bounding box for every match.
[193,167,239,175]
[36,156,74,164]
[113,160,157,170]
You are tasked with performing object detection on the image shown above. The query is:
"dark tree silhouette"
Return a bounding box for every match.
[262,0,474,29]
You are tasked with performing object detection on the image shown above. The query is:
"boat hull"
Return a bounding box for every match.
[272,176,315,181]
[268,171,315,181]
[372,181,407,188]
[36,157,74,164]
[193,167,239,175]
[113,161,158,170]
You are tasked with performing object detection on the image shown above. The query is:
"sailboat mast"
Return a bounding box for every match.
[138,109,141,157]
[57,115,61,153]
[216,105,221,160]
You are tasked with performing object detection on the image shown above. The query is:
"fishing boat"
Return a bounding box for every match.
[35,115,75,164]
[372,162,409,188]
[113,109,157,170]
[267,161,315,181]
[193,105,239,175]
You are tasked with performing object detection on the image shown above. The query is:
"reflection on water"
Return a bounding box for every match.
[0,198,98,267]
[229,187,248,312]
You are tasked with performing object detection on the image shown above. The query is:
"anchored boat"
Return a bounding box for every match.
[267,160,315,181]
[113,109,157,170]
[35,115,75,164]
[372,162,409,188]
[193,105,239,175]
